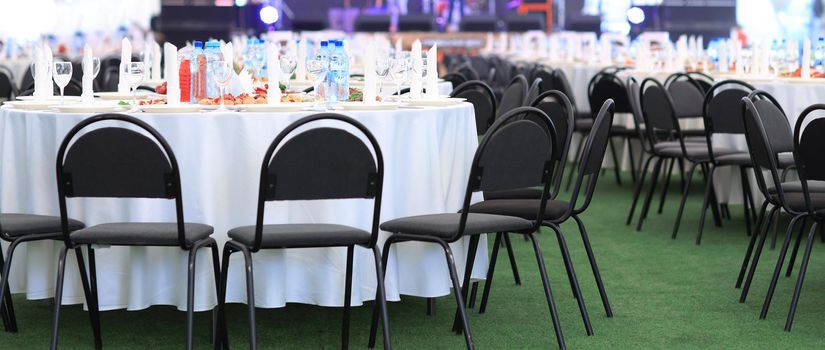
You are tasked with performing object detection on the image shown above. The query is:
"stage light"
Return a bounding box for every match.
[260,5,279,24]
[627,7,645,25]
[235,0,248,6]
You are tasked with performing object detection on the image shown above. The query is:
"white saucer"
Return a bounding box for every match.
[138,104,204,113]
[3,100,61,110]
[404,97,467,107]
[94,92,153,100]
[337,101,401,111]
[236,103,312,112]
[53,104,126,113]
[16,95,82,102]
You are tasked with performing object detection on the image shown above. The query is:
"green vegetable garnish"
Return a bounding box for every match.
[348,91,363,101]
[118,100,130,106]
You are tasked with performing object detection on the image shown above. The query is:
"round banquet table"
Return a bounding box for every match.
[0,102,487,312]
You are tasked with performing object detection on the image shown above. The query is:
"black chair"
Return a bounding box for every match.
[398,14,436,32]
[216,113,391,350]
[736,91,825,304]
[468,100,617,336]
[373,106,564,350]
[458,64,480,81]
[50,113,221,350]
[442,72,468,88]
[0,65,18,101]
[451,80,497,136]
[460,15,498,32]
[527,77,542,103]
[354,15,392,32]
[686,71,714,93]
[584,71,637,186]
[19,65,33,94]
[627,78,736,234]
[0,214,84,334]
[496,75,528,118]
[531,67,555,94]
[664,72,708,138]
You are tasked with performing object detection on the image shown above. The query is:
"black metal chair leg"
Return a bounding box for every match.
[370,245,392,350]
[207,243,224,348]
[369,238,394,348]
[786,218,808,277]
[627,155,655,226]
[572,215,613,317]
[216,244,234,350]
[740,206,779,303]
[699,164,723,228]
[671,163,699,239]
[608,137,623,186]
[736,201,769,289]
[238,244,257,350]
[502,233,521,285]
[479,233,503,314]
[436,240,474,349]
[696,164,717,245]
[657,158,675,214]
[186,243,207,350]
[760,215,806,319]
[426,298,436,316]
[467,282,478,308]
[739,167,753,236]
[527,233,566,350]
[342,245,354,349]
[548,224,593,335]
[0,239,21,333]
[636,157,664,231]
[73,247,101,350]
[452,235,480,333]
[770,210,783,250]
[50,245,70,350]
[627,139,637,184]
[785,222,819,332]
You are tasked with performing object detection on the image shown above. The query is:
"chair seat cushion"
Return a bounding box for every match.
[682,129,706,137]
[714,152,753,166]
[653,141,706,152]
[468,199,570,221]
[771,193,825,212]
[380,213,533,238]
[71,222,213,246]
[228,223,370,248]
[768,180,825,194]
[778,152,795,168]
[574,118,593,132]
[655,146,738,161]
[484,187,543,200]
[2,214,84,238]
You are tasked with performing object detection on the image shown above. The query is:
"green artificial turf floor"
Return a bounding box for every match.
[3,174,825,349]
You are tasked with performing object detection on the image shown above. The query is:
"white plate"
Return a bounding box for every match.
[138,104,204,113]
[236,103,312,112]
[142,79,165,87]
[778,77,825,84]
[94,92,153,100]
[404,97,467,107]
[3,100,61,110]
[52,105,126,113]
[337,102,401,111]
[16,95,82,102]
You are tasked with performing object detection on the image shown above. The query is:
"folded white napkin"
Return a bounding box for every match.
[599,38,612,65]
[410,40,422,99]
[238,68,255,94]
[363,43,377,104]
[164,42,181,104]
[802,37,812,78]
[33,45,46,98]
[118,38,132,93]
[267,43,281,105]
[296,39,307,81]
[426,45,438,98]
[151,41,162,81]
[760,41,771,75]
[718,41,728,73]
[43,43,54,97]
[221,42,234,65]
[81,44,94,104]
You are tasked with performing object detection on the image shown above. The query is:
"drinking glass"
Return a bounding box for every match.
[389,57,408,99]
[92,57,101,78]
[122,62,145,107]
[211,60,234,111]
[412,53,428,91]
[53,61,72,104]
[306,58,328,110]
[769,49,784,77]
[279,54,297,91]
[375,54,390,95]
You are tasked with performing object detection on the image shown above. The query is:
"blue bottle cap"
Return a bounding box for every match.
[320,41,328,47]
[334,40,343,47]
[205,41,220,49]
[193,41,203,48]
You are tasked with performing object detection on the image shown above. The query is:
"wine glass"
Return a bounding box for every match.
[389,56,408,99]
[122,62,145,108]
[210,60,233,111]
[412,53,428,94]
[306,58,328,110]
[375,54,390,96]
[769,49,785,77]
[92,57,101,78]
[53,61,72,104]
[279,54,297,91]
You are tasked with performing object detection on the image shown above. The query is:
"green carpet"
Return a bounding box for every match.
[3,176,825,349]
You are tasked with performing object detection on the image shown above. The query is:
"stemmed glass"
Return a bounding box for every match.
[389,56,408,99]
[92,57,101,79]
[769,48,785,77]
[279,54,297,92]
[374,54,390,96]
[53,61,72,104]
[306,58,328,111]
[252,43,266,79]
[122,62,145,108]
[412,53,428,95]
[211,60,233,111]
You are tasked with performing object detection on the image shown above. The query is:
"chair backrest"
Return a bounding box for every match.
[256,113,383,249]
[569,99,617,216]
[703,80,755,136]
[442,72,468,88]
[458,64,480,81]
[625,77,652,152]
[527,77,542,103]
[665,73,705,119]
[531,67,555,94]
[496,75,528,118]
[640,78,696,158]
[793,104,825,214]
[0,67,14,101]
[20,65,33,93]
[56,113,187,247]
[742,91,794,211]
[587,72,632,114]
[530,90,575,197]
[551,68,579,113]
[687,72,714,93]
[455,106,556,240]
[451,80,497,136]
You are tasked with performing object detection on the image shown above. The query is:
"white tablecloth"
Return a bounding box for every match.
[0,103,487,311]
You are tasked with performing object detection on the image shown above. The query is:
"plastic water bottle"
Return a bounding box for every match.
[243,38,255,74]
[204,40,223,98]
[190,41,206,104]
[335,40,350,101]
[815,38,825,73]
[328,40,344,104]
[317,40,330,101]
